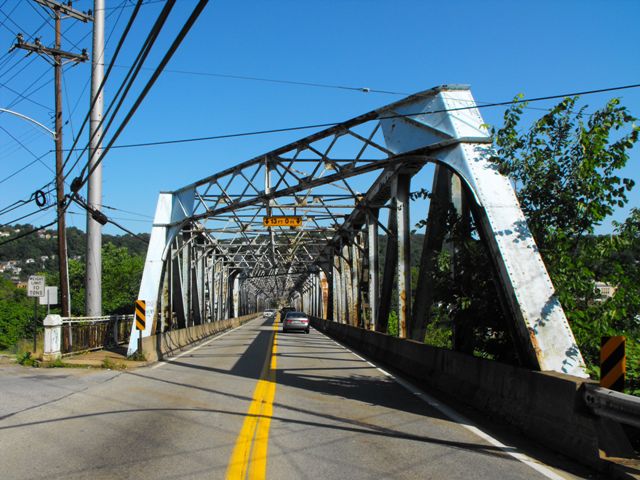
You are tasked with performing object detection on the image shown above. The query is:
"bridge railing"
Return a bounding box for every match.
[584,383,640,429]
[60,315,134,355]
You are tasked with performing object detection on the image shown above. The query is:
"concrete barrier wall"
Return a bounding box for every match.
[311,317,624,468]
[142,313,260,363]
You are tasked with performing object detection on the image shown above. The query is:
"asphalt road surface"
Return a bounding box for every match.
[0,316,600,479]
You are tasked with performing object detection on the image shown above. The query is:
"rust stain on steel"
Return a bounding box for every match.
[528,326,543,363]
[399,289,407,335]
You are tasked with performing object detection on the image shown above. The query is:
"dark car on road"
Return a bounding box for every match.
[279,306,295,321]
[282,311,310,333]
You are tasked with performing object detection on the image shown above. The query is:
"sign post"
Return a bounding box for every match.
[135,300,146,355]
[27,276,46,353]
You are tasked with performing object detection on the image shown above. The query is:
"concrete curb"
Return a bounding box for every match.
[142,313,261,363]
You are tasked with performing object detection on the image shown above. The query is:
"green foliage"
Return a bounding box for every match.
[489,96,639,392]
[387,310,399,336]
[0,237,145,350]
[67,244,145,316]
[16,351,39,367]
[423,318,452,349]
[0,278,34,350]
[489,96,638,247]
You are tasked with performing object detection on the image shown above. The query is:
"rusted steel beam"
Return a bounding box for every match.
[410,165,451,341]
[367,209,380,331]
[395,174,411,338]
[378,203,397,333]
[351,242,361,328]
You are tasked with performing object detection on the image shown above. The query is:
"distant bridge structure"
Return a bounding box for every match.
[127,85,587,378]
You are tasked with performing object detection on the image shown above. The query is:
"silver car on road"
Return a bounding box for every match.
[282,311,310,333]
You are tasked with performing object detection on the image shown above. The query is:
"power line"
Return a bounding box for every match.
[0,151,52,184]
[61,0,157,180]
[1,69,52,111]
[68,0,209,199]
[0,126,54,174]
[0,202,55,226]
[95,82,640,151]
[0,182,55,218]
[100,0,167,10]
[60,0,149,178]
[102,204,153,219]
[105,63,408,95]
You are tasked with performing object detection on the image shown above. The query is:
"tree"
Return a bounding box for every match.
[101,244,145,314]
[489,96,639,387]
[0,278,33,350]
[63,243,145,316]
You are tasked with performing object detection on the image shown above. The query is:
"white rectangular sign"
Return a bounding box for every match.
[39,286,58,305]
[27,275,45,298]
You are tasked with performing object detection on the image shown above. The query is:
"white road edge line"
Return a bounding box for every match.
[150,317,263,370]
[316,329,569,480]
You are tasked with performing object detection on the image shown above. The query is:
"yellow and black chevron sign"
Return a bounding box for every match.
[600,336,625,391]
[135,300,146,331]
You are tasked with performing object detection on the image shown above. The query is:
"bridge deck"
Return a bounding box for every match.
[1,316,599,479]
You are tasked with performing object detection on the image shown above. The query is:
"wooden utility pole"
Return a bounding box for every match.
[12,0,92,316]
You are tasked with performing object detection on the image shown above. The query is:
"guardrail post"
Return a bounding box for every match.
[43,314,62,361]
[113,316,120,345]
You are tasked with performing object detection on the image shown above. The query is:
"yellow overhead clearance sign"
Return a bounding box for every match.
[263,216,302,227]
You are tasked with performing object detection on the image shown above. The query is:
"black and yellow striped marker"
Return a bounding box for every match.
[600,336,625,391]
[135,300,146,331]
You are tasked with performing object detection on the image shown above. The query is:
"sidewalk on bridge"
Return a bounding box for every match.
[58,347,150,369]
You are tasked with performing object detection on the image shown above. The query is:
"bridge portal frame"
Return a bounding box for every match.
[128,85,587,378]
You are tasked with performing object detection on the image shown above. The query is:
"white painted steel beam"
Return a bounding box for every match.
[379,87,587,377]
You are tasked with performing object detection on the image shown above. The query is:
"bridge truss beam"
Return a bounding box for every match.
[128,85,587,378]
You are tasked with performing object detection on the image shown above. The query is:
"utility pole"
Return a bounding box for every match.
[86,0,104,316]
[12,0,92,316]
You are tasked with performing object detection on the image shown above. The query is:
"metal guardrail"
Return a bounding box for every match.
[61,315,133,355]
[584,383,640,429]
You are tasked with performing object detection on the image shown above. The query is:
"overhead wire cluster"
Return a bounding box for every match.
[1,0,638,247]
[0,0,210,245]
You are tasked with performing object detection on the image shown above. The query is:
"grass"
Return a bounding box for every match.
[101,358,127,370]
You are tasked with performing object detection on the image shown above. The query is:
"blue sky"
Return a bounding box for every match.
[1,0,639,235]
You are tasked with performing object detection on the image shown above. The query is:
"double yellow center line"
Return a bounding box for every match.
[226,319,279,479]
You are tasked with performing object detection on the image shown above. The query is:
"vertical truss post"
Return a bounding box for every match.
[395,174,411,338]
[180,235,191,327]
[350,242,360,327]
[342,243,353,325]
[160,255,170,332]
[232,274,240,318]
[322,267,331,320]
[207,254,214,321]
[211,253,218,321]
[378,202,398,333]
[411,165,451,341]
[313,274,319,317]
[217,260,224,320]
[169,244,176,329]
[194,244,204,325]
[451,173,473,352]
[334,252,340,322]
[367,209,380,330]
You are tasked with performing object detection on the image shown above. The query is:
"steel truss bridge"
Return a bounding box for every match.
[127,85,587,378]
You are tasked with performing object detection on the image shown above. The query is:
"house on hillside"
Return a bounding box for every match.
[595,281,617,301]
